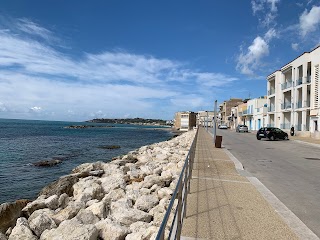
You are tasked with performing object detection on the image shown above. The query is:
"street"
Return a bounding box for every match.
[217,129,320,238]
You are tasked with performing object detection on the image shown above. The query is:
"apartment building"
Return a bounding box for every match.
[197,111,215,127]
[219,98,243,127]
[245,97,268,130]
[174,111,197,131]
[267,46,320,137]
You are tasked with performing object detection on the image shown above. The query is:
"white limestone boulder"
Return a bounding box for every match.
[134,195,159,212]
[52,201,85,225]
[73,177,103,203]
[95,218,130,240]
[86,201,108,219]
[75,209,100,224]
[111,207,152,226]
[100,173,126,194]
[40,218,98,240]
[28,210,56,237]
[44,195,59,210]
[8,218,37,240]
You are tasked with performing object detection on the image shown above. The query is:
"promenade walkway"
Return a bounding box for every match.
[180,127,299,240]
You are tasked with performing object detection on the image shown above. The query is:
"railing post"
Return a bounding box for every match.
[176,177,183,239]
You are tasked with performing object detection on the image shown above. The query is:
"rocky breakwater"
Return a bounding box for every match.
[0,130,196,240]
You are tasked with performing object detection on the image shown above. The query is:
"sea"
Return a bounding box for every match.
[0,118,173,204]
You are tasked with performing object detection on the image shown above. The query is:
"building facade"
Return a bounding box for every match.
[174,111,197,131]
[267,46,320,137]
[219,98,243,127]
[197,111,215,128]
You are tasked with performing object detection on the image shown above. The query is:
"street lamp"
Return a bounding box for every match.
[206,111,208,132]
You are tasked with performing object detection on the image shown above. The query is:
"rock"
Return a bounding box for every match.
[125,226,158,240]
[110,198,133,211]
[141,175,165,189]
[58,193,69,208]
[72,162,104,174]
[0,232,7,240]
[40,218,98,240]
[8,217,37,240]
[86,199,99,207]
[5,228,12,236]
[52,201,85,225]
[73,177,102,203]
[0,200,29,234]
[38,175,79,197]
[44,195,59,210]
[111,207,152,226]
[22,198,47,218]
[135,195,159,212]
[103,188,126,202]
[100,174,126,194]
[75,209,99,224]
[33,159,62,167]
[157,188,173,199]
[95,218,130,240]
[88,170,104,177]
[28,210,56,237]
[87,201,108,219]
[129,221,150,233]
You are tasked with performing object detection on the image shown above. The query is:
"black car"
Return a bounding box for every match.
[256,127,289,140]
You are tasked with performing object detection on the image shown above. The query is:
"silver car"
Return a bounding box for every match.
[236,125,248,132]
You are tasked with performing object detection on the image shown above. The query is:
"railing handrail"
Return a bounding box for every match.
[156,128,199,240]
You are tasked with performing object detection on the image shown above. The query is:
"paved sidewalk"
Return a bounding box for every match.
[181,127,299,240]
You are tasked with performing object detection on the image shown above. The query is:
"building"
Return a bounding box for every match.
[197,111,215,127]
[245,97,268,130]
[267,45,320,137]
[219,98,243,127]
[174,111,197,131]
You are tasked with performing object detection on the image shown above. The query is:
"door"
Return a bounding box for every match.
[258,119,261,129]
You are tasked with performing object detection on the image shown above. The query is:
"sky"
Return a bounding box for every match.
[0,0,320,121]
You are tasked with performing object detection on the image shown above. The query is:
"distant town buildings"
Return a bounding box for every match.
[173,46,320,138]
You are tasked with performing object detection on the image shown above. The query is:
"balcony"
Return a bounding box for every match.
[296,101,302,108]
[280,123,291,129]
[268,106,275,112]
[281,102,292,110]
[296,78,302,86]
[304,100,310,108]
[306,75,311,84]
[268,89,275,95]
[281,80,293,90]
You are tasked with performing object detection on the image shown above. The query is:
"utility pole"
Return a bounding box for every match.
[214,100,217,142]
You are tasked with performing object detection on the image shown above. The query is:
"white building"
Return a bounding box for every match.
[245,97,268,130]
[267,46,320,137]
[197,111,214,127]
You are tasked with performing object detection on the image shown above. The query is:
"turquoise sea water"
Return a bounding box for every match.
[0,119,173,204]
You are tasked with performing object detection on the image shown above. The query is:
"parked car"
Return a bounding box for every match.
[218,124,228,129]
[236,125,248,132]
[256,127,289,140]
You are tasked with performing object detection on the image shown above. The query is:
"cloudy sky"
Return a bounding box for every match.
[0,0,320,121]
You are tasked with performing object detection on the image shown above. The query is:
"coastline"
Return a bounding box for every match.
[0,129,196,239]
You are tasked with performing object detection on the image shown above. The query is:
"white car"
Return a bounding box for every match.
[218,124,228,129]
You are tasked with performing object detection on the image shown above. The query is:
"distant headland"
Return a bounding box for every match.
[86,118,171,126]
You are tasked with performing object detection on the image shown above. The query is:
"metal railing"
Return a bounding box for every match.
[281,102,292,110]
[281,80,293,90]
[280,123,291,129]
[268,89,275,95]
[296,78,302,86]
[156,128,199,240]
[296,101,302,108]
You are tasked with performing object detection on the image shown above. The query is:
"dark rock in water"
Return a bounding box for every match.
[38,175,79,197]
[33,159,62,167]
[0,199,30,234]
[98,145,121,150]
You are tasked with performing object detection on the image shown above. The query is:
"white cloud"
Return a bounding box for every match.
[291,43,299,51]
[0,17,241,120]
[29,106,42,112]
[251,0,280,27]
[299,5,320,37]
[170,95,206,108]
[237,36,269,75]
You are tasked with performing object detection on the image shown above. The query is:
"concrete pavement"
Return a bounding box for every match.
[181,127,317,240]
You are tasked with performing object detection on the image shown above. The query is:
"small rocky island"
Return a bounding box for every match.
[64,125,115,129]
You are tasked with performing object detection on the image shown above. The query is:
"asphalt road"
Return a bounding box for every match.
[217,129,320,238]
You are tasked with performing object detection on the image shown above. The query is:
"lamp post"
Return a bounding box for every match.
[206,111,208,132]
[214,100,217,142]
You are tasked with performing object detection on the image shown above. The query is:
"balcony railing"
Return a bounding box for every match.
[296,101,302,108]
[280,123,291,129]
[281,80,293,90]
[268,89,275,95]
[304,101,310,108]
[296,78,302,86]
[267,124,275,127]
[268,106,275,112]
[242,110,247,115]
[281,102,292,110]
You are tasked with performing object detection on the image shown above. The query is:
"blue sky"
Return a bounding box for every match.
[0,0,320,121]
